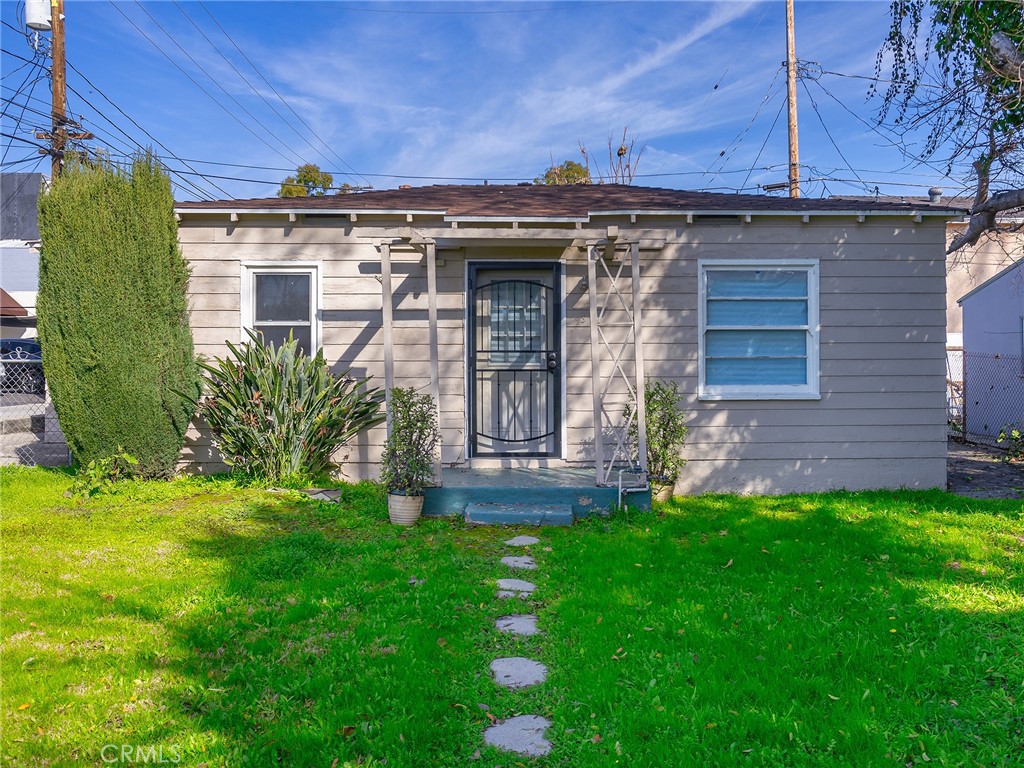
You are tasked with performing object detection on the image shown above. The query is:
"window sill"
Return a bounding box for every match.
[698,390,821,402]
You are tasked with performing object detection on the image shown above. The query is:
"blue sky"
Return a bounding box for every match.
[1,1,963,202]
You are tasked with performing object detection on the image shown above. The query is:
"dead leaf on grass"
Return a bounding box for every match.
[722,559,733,569]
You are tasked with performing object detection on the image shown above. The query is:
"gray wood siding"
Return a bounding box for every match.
[179,216,948,492]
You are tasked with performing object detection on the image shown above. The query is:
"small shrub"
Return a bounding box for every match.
[997,424,1023,463]
[379,387,440,495]
[630,378,688,483]
[193,331,385,483]
[70,449,139,498]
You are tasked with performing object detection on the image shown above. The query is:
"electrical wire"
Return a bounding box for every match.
[64,58,230,200]
[799,78,869,193]
[120,0,309,170]
[173,1,363,187]
[807,77,957,183]
[702,67,785,187]
[740,95,788,194]
[61,79,219,200]
[335,2,628,14]
[2,154,45,171]
[1,57,47,165]
[195,0,371,187]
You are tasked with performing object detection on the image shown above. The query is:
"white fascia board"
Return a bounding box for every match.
[173,207,446,217]
[591,209,961,219]
[443,215,588,224]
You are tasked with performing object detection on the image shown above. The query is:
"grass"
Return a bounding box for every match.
[1,467,1021,767]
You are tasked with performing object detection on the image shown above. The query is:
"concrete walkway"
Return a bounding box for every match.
[947,439,1024,499]
[482,534,553,757]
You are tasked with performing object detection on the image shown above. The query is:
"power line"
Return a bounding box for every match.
[3,21,223,199]
[173,1,364,187]
[121,0,308,169]
[819,69,943,90]
[2,154,45,171]
[333,2,627,15]
[65,59,229,199]
[195,0,371,187]
[741,96,788,193]
[702,66,785,188]
[807,77,957,183]
[1,53,47,165]
[106,1,296,172]
[0,131,48,150]
[61,80,218,201]
[799,78,869,194]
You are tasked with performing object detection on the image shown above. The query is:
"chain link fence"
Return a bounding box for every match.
[0,349,69,467]
[948,347,1024,449]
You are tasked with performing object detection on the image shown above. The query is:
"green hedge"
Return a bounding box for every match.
[37,154,200,478]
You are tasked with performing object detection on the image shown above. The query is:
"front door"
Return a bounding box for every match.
[469,264,561,457]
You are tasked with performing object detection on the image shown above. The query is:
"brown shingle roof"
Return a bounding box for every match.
[176,184,966,217]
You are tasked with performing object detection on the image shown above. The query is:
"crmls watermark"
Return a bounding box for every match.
[100,744,182,764]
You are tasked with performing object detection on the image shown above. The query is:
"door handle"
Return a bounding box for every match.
[546,352,558,371]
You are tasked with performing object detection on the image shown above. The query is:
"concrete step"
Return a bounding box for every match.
[464,502,573,526]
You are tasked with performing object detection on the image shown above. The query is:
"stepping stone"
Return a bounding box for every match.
[495,614,540,636]
[496,578,535,599]
[483,714,552,757]
[303,488,342,502]
[501,555,536,570]
[505,535,540,547]
[490,656,548,689]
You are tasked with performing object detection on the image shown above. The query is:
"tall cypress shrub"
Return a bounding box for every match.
[37,154,200,478]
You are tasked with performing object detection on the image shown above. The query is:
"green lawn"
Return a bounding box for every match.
[1,467,1021,767]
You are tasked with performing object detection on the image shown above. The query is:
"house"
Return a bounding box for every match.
[0,172,68,467]
[957,261,1024,442]
[175,184,958,499]
[1,173,43,339]
[830,192,1020,349]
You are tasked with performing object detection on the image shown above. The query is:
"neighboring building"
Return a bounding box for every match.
[958,262,1024,441]
[175,184,958,496]
[0,172,68,467]
[1,172,43,339]
[945,223,1022,348]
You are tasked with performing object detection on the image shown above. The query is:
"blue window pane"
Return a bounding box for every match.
[707,270,807,298]
[706,330,807,357]
[706,357,807,386]
[707,299,808,326]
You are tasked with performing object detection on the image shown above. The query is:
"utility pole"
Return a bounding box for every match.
[34,0,89,177]
[50,0,66,178]
[785,0,800,198]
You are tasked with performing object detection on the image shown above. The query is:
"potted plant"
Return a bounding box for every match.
[379,386,441,525]
[631,378,688,502]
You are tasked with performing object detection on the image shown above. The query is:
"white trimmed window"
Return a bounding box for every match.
[698,260,819,400]
[241,264,320,354]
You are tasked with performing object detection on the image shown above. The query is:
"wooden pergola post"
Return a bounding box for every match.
[630,241,648,474]
[425,241,442,481]
[380,241,395,429]
[587,248,604,485]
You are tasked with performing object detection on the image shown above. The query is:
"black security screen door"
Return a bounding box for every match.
[469,264,561,457]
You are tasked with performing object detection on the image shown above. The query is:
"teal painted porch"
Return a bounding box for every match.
[422,466,651,521]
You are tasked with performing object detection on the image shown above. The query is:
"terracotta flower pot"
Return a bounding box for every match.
[388,492,424,526]
[652,483,675,503]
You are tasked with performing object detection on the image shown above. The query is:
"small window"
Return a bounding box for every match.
[699,261,819,399]
[242,265,319,354]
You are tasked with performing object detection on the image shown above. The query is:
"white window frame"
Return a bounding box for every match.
[698,259,820,400]
[240,262,321,353]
